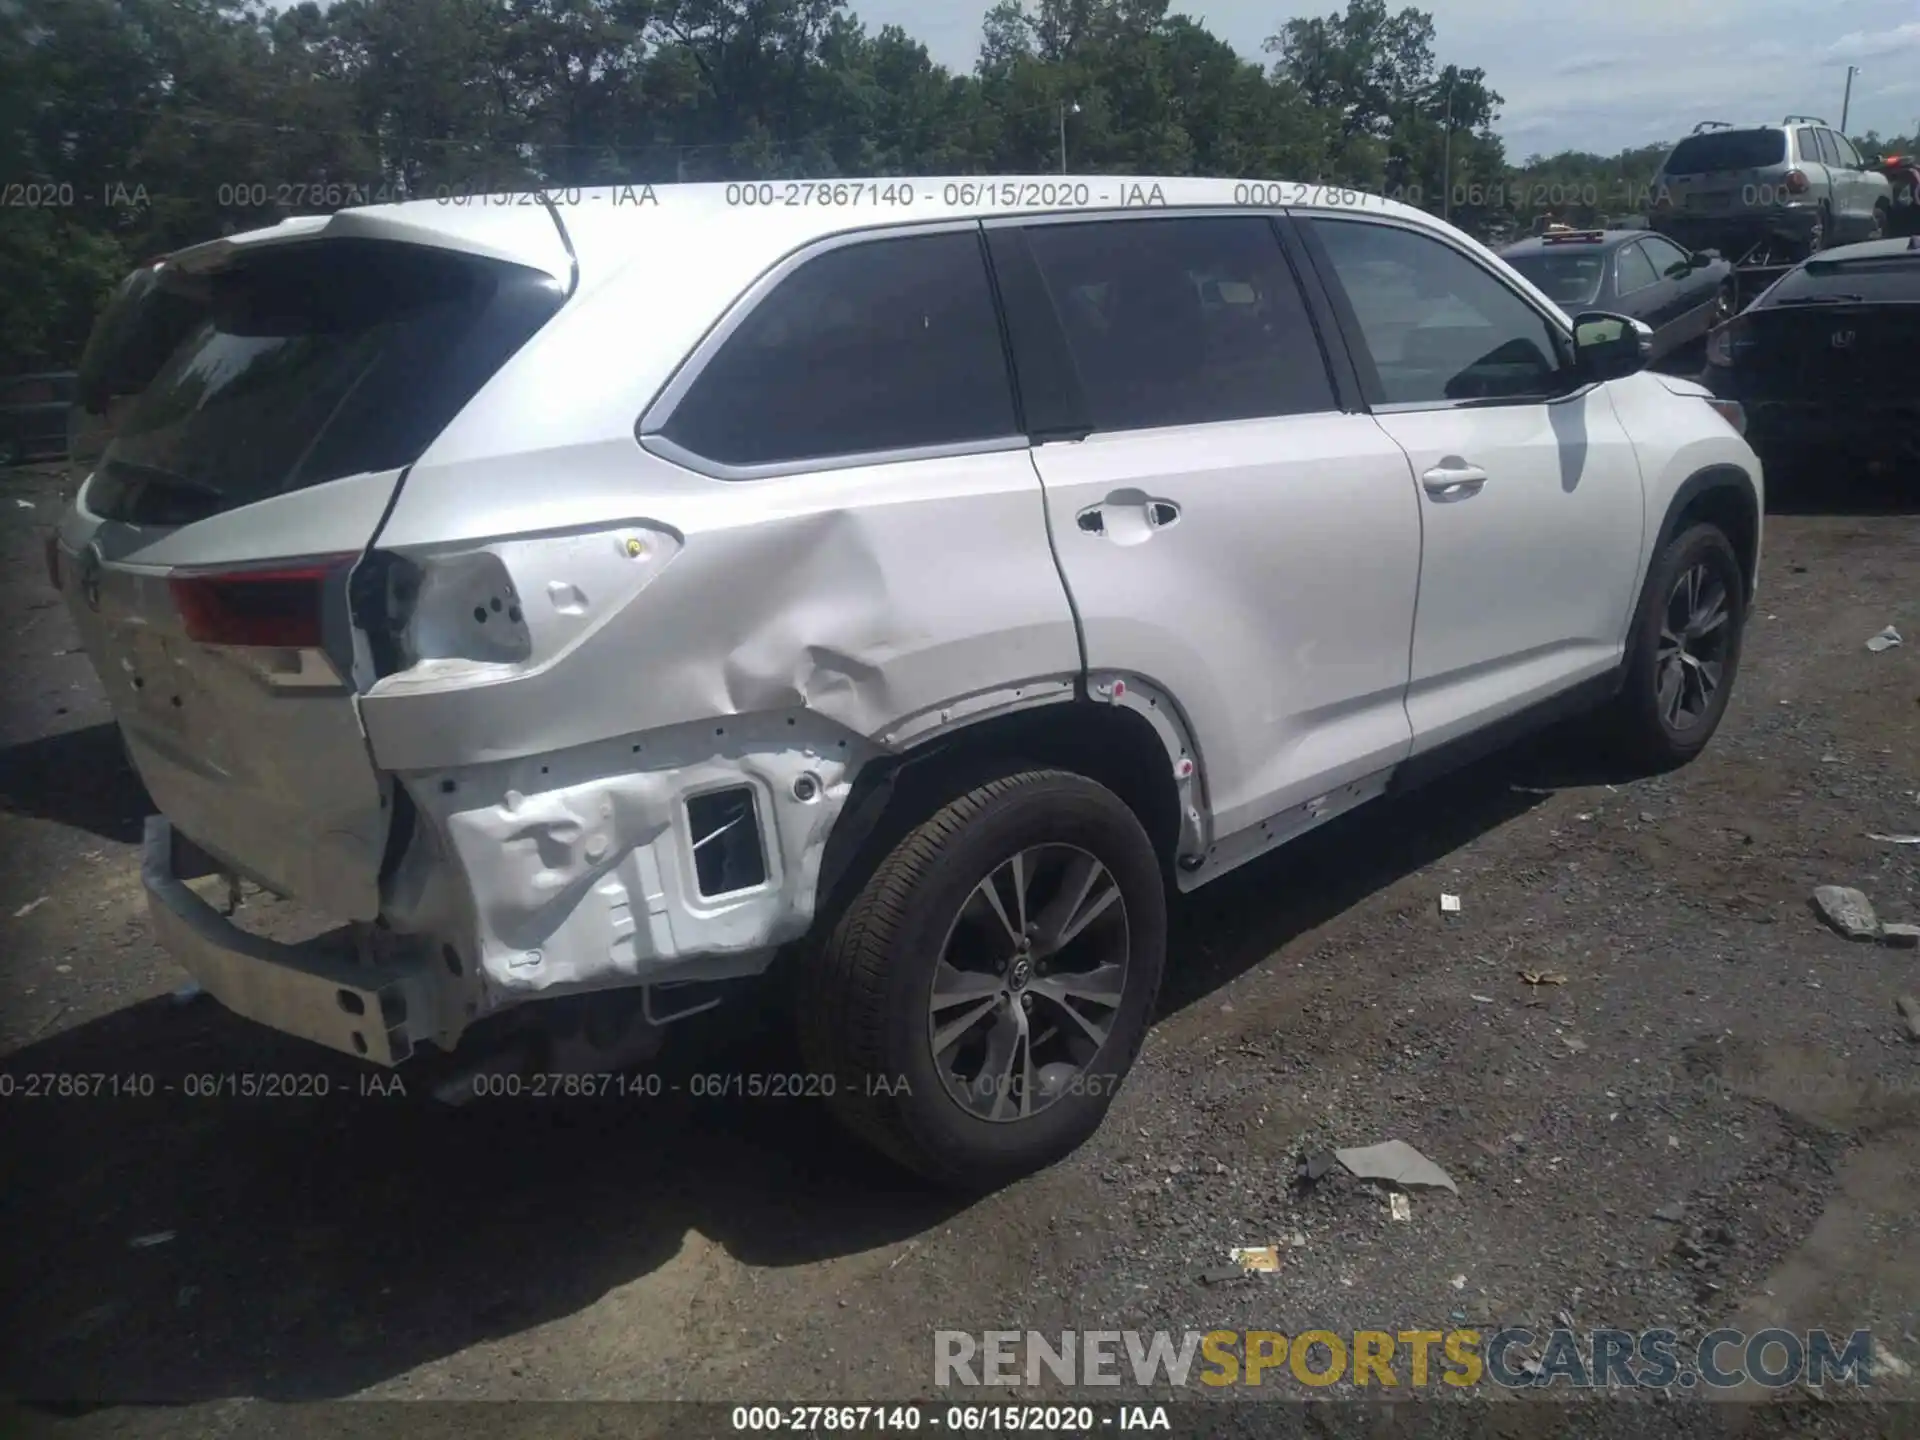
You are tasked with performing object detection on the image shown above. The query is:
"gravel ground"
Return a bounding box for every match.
[3,457,1919,1440]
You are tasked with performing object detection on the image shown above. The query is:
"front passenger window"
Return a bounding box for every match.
[1307,218,1566,406]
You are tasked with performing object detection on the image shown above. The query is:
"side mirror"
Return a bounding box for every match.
[1572,311,1654,381]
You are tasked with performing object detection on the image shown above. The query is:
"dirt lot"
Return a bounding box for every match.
[3,458,1919,1438]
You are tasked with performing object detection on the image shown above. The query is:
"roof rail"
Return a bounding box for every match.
[1691,120,1733,133]
[1783,114,1828,125]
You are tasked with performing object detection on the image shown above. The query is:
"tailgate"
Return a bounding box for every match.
[55,231,568,919]
[1738,303,1920,399]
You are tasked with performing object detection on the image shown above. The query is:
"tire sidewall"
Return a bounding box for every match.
[874,777,1166,1179]
[1626,524,1746,760]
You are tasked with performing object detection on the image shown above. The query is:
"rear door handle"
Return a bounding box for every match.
[1421,464,1488,501]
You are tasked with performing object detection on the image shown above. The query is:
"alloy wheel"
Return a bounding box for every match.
[1655,562,1732,731]
[926,844,1129,1123]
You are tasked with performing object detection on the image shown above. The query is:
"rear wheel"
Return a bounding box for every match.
[796,768,1167,1190]
[1601,523,1747,769]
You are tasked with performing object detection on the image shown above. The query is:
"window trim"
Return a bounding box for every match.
[1638,233,1692,278]
[637,218,1027,481]
[1614,241,1661,296]
[978,206,1357,428]
[1291,212,1589,415]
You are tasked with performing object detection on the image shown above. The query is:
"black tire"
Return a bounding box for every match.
[1868,200,1889,241]
[1602,522,1747,769]
[795,767,1167,1190]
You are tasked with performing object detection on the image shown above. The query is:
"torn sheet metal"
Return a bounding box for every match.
[386,710,883,1002]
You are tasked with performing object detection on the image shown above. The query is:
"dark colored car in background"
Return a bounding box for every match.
[1703,234,1920,478]
[1499,229,1734,365]
[0,371,76,466]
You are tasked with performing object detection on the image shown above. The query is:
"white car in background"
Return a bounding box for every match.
[52,179,1761,1188]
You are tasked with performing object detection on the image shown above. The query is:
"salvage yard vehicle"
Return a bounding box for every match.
[51,180,1763,1188]
[1497,228,1734,366]
[1703,234,1920,481]
[1651,119,1893,266]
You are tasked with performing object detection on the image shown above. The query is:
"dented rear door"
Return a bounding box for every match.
[55,234,568,919]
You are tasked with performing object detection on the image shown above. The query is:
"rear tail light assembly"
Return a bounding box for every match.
[168,555,357,650]
[1784,169,1810,195]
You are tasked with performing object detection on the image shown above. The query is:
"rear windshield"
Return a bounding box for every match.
[86,240,564,526]
[1503,252,1606,308]
[1664,130,1785,173]
[1762,254,1920,306]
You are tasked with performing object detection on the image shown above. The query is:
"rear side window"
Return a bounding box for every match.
[1502,251,1606,308]
[1614,243,1660,293]
[1813,130,1842,167]
[1665,130,1786,173]
[659,231,1018,470]
[1309,218,1564,405]
[1794,128,1820,163]
[1829,132,1862,167]
[1011,216,1335,431]
[87,240,564,526]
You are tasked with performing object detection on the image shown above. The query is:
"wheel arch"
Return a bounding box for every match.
[1657,463,1761,605]
[813,692,1199,932]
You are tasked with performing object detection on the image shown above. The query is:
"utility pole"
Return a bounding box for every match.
[1441,74,1455,222]
[1841,65,1859,135]
[1058,99,1079,174]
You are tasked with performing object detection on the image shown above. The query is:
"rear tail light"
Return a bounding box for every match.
[1785,169,1810,195]
[169,555,356,648]
[45,535,61,591]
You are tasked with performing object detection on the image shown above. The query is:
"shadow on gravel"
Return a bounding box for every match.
[0,727,1616,1408]
[0,723,150,843]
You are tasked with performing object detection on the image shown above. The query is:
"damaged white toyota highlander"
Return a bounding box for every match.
[53,179,1761,1188]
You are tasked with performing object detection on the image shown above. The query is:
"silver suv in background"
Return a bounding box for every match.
[54,183,1763,1189]
[1651,118,1893,261]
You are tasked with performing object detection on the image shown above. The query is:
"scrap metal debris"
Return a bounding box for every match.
[1519,970,1569,986]
[1868,834,1920,845]
[1439,893,1461,914]
[1388,1193,1412,1222]
[1884,924,1920,951]
[12,896,48,918]
[1332,1140,1459,1195]
[129,1231,176,1249]
[1866,625,1902,652]
[1812,885,1880,941]
[1229,1246,1281,1273]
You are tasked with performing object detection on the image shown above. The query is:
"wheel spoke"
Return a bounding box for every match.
[932,995,999,1059]
[1034,854,1120,957]
[1688,600,1728,639]
[1029,962,1125,1008]
[1009,850,1030,936]
[1657,660,1686,727]
[930,961,1001,1011]
[972,873,1021,946]
[1696,659,1722,701]
[975,1004,1026,1119]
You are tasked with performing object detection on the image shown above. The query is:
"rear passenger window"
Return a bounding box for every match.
[1814,130,1842,167]
[1013,217,1335,432]
[1615,243,1659,293]
[661,231,1017,469]
[1308,218,1565,406]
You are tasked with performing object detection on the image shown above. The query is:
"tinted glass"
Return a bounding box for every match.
[1814,130,1842,167]
[1503,252,1606,307]
[1615,243,1660,293]
[1795,128,1820,163]
[1665,130,1785,172]
[1827,131,1861,167]
[1015,217,1334,431]
[1639,235,1693,276]
[1767,253,1920,304]
[89,241,564,526]
[663,231,1016,468]
[1309,219,1563,404]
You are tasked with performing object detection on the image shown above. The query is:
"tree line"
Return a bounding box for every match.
[1,0,1913,368]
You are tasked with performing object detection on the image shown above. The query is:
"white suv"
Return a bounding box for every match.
[53,179,1761,1188]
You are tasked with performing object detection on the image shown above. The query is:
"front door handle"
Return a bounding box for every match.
[1421,463,1488,501]
[1076,493,1180,545]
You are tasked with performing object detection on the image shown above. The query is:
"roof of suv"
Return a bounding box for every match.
[162,177,1440,295]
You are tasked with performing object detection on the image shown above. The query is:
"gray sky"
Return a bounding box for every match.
[852,0,1920,156]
